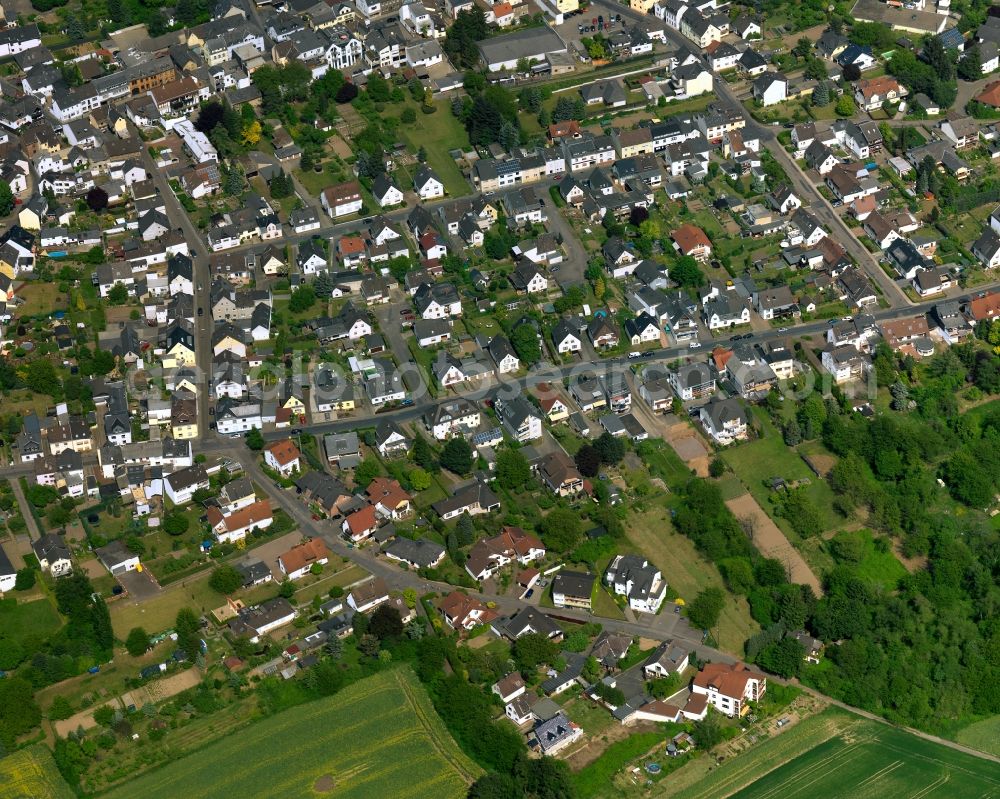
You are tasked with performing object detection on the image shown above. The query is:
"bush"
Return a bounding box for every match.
[14,568,36,591]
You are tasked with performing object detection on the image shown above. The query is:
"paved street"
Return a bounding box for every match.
[139,131,215,437]
[247,282,1000,442]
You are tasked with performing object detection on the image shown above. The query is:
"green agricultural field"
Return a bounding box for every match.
[103,668,480,799]
[665,706,1000,799]
[956,715,1000,757]
[0,745,75,799]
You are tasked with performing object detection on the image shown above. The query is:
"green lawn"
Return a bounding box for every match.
[0,596,63,649]
[398,101,471,198]
[637,439,694,490]
[109,569,220,638]
[722,409,842,538]
[591,583,625,620]
[104,668,480,799]
[843,530,907,590]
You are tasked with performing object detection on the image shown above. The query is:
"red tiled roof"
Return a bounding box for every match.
[976,80,1000,108]
[970,291,1000,320]
[345,504,377,535]
[265,439,300,466]
[366,477,410,510]
[672,224,711,254]
[280,538,329,574]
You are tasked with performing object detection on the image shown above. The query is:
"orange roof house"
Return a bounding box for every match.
[969,290,1000,321]
[342,504,378,541]
[337,235,366,255]
[366,477,411,519]
[205,500,273,544]
[855,76,903,104]
[264,439,301,475]
[975,80,1000,108]
[437,590,497,630]
[548,120,582,141]
[711,346,734,371]
[278,538,330,579]
[671,224,712,261]
[691,662,766,717]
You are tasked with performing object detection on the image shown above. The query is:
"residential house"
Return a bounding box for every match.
[671,223,712,261]
[691,662,766,717]
[278,538,330,580]
[605,553,667,613]
[494,395,543,442]
[264,439,301,477]
[465,526,544,581]
[699,397,750,444]
[433,479,501,520]
[551,570,595,609]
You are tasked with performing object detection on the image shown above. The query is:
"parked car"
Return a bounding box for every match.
[525,589,534,598]
[689,341,702,348]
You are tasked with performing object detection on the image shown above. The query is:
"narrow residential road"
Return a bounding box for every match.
[138,132,215,441]
[633,14,912,308]
[227,279,1000,442]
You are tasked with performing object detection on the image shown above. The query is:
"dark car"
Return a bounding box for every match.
[198,307,204,316]
[729,334,740,341]
[525,589,534,598]
[290,427,302,434]
[401,398,415,407]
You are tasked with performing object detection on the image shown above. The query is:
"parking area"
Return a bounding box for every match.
[551,0,627,48]
[245,530,306,580]
[117,568,162,602]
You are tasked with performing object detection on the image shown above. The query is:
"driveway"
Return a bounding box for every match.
[117,568,162,601]
[246,530,307,580]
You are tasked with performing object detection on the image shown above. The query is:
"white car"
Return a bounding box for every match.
[688,341,702,349]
